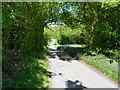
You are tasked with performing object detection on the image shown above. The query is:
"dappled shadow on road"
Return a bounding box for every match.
[65,80,87,90]
[48,47,73,63]
[57,51,72,63]
[49,48,57,52]
[57,45,88,58]
[47,48,58,58]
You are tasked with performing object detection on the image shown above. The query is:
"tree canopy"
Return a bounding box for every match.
[2,2,120,88]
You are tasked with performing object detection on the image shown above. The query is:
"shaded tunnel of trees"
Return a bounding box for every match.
[2,2,120,88]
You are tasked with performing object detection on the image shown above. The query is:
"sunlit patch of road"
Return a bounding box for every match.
[48,39,118,88]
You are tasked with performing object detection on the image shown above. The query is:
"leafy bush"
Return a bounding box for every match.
[2,2,57,88]
[2,55,50,88]
[58,27,85,45]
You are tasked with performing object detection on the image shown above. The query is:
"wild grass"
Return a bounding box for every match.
[77,54,119,82]
[2,54,50,88]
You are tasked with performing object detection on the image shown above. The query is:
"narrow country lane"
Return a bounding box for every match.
[48,39,118,88]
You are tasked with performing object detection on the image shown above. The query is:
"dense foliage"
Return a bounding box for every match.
[45,2,120,60]
[2,2,59,88]
[44,24,85,45]
[56,2,120,83]
[2,2,120,88]
[59,2,120,60]
[58,25,84,44]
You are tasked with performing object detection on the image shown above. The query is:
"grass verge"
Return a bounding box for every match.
[57,46,119,83]
[77,54,119,82]
[2,54,50,88]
